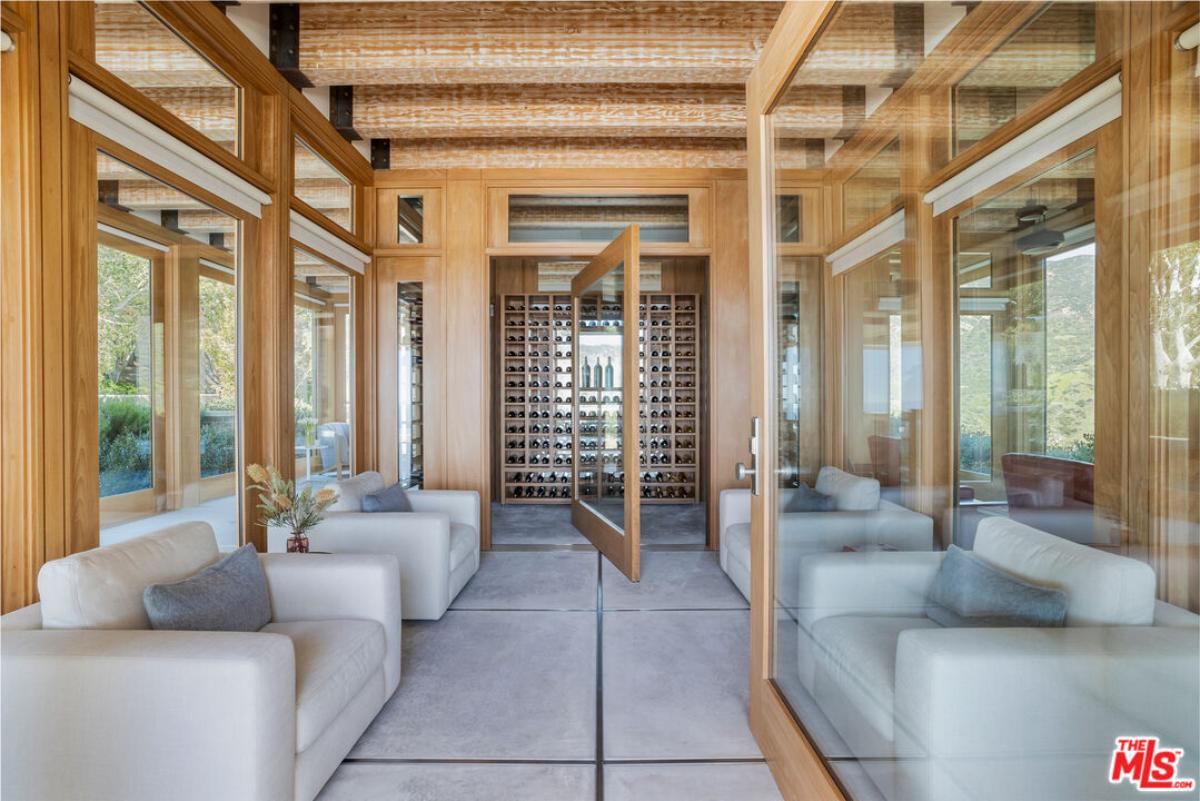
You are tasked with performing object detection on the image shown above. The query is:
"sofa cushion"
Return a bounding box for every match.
[362,481,413,513]
[38,522,220,630]
[815,466,880,512]
[450,524,476,571]
[811,615,939,745]
[974,517,1156,625]
[143,545,272,632]
[261,619,386,752]
[329,472,387,512]
[926,545,1067,628]
[784,484,837,513]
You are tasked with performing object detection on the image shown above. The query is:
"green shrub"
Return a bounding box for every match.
[99,398,151,496]
[200,419,237,477]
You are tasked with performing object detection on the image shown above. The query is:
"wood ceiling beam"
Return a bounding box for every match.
[297,1,783,86]
[352,83,747,140]
[385,136,747,170]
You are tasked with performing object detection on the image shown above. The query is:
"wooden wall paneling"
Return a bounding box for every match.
[708,178,751,547]
[66,118,99,557]
[904,88,953,545]
[1122,1,1152,563]
[1094,117,1126,551]
[1,2,50,612]
[444,173,491,545]
[375,186,445,252]
[241,91,293,551]
[385,136,748,172]
[374,256,443,488]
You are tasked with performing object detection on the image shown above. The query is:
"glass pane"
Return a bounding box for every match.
[954,150,1098,540]
[294,137,354,234]
[953,2,1098,154]
[842,247,908,501]
[97,242,155,498]
[97,153,240,549]
[397,282,424,488]
[293,247,354,488]
[842,138,900,231]
[397,196,424,244]
[94,2,239,154]
[777,195,803,243]
[576,264,627,529]
[509,195,687,243]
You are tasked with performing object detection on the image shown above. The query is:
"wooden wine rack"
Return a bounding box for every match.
[499,292,700,505]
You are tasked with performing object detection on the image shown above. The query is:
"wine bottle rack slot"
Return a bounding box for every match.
[499,292,701,505]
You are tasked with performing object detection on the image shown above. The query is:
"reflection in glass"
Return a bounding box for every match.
[576,264,627,530]
[294,137,354,234]
[842,138,901,232]
[397,282,423,488]
[843,247,907,501]
[293,248,354,489]
[953,2,1098,154]
[96,153,240,549]
[397,196,424,244]
[954,150,1098,541]
[510,195,687,243]
[94,2,240,154]
[777,195,803,243]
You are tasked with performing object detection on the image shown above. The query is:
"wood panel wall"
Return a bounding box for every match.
[374,168,751,548]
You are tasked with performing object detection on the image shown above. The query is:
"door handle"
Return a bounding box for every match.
[735,416,761,496]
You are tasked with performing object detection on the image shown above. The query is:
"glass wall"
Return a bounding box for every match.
[508,194,688,243]
[294,137,355,235]
[292,247,354,488]
[97,153,240,549]
[94,2,240,154]
[762,4,1199,801]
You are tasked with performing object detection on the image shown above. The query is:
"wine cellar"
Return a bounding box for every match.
[492,258,708,506]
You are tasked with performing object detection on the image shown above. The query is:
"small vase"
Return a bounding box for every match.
[286,533,310,553]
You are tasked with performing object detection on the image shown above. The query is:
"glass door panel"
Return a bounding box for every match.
[572,226,641,581]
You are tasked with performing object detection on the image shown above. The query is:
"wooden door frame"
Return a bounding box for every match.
[745,3,853,799]
[570,225,642,581]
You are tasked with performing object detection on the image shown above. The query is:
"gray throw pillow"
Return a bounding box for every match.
[143,544,271,632]
[927,545,1067,628]
[362,481,413,513]
[784,484,837,513]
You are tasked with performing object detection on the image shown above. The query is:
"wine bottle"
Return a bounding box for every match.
[604,356,614,388]
[581,356,591,388]
[593,359,603,390]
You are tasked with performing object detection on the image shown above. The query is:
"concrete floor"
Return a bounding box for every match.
[317,503,782,801]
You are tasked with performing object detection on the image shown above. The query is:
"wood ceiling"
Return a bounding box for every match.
[289,1,782,169]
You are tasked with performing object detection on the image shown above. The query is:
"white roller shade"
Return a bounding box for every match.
[827,210,906,275]
[68,76,271,218]
[289,210,369,275]
[924,74,1122,217]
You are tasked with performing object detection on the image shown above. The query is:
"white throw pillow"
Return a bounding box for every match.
[38,522,220,630]
[329,471,387,512]
[815,466,881,511]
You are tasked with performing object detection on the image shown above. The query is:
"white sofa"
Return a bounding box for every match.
[0,522,402,801]
[793,516,1200,801]
[270,471,480,620]
[718,466,934,605]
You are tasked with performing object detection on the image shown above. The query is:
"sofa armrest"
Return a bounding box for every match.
[893,626,1200,759]
[260,553,402,695]
[794,551,944,625]
[407,489,480,535]
[1,629,295,801]
[719,489,751,533]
